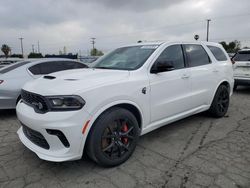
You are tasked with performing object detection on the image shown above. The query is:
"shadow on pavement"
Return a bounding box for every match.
[0,109,16,118]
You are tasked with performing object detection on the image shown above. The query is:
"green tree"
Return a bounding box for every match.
[10,54,23,58]
[1,44,11,58]
[90,48,104,56]
[28,52,43,58]
[219,40,241,53]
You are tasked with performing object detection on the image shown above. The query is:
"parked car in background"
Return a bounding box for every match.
[16,42,233,166]
[0,58,23,69]
[79,56,99,66]
[0,58,87,109]
[232,49,250,90]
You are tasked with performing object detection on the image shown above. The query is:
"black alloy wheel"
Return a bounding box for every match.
[209,85,230,117]
[86,107,140,167]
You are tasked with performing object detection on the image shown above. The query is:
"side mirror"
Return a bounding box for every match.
[151,61,174,74]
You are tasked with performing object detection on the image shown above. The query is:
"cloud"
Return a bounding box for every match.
[0,0,249,55]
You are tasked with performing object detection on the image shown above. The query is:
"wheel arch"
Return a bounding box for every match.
[210,80,231,105]
[84,100,144,141]
[90,100,143,129]
[217,80,231,92]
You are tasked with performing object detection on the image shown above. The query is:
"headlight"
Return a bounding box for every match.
[46,96,85,111]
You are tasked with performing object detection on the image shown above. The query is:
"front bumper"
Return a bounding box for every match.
[16,101,92,162]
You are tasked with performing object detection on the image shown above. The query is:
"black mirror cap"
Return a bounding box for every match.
[150,61,175,74]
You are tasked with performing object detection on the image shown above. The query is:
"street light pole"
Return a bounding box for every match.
[91,38,96,50]
[32,44,35,53]
[206,19,211,42]
[37,41,40,53]
[19,37,24,58]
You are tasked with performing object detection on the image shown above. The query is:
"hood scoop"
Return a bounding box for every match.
[43,75,56,80]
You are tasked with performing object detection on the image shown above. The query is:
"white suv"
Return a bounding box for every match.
[232,49,250,90]
[16,42,234,166]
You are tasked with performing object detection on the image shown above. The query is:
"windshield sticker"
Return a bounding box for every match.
[140,45,159,49]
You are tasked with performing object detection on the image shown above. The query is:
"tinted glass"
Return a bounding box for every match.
[29,61,86,75]
[93,45,158,70]
[184,44,210,67]
[155,45,185,69]
[29,64,41,75]
[233,51,250,61]
[207,46,227,61]
[0,61,30,74]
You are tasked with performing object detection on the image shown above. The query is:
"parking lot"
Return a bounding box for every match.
[0,88,249,188]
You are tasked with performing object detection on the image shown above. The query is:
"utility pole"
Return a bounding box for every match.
[37,41,40,53]
[32,44,35,53]
[91,37,96,51]
[19,37,24,58]
[206,19,211,42]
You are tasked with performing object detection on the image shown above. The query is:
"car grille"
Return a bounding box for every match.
[21,90,49,113]
[22,124,50,150]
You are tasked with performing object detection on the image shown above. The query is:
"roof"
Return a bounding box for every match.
[121,41,222,48]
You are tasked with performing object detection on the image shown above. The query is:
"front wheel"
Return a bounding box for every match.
[209,85,230,118]
[86,107,140,167]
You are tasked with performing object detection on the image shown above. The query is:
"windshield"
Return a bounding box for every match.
[233,51,250,61]
[93,45,158,70]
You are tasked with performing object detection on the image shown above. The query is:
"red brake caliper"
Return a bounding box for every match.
[122,124,128,144]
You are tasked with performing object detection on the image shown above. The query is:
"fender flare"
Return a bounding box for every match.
[210,79,231,105]
[83,99,144,139]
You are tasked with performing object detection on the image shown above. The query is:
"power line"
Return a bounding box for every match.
[35,12,250,48]
[94,12,250,39]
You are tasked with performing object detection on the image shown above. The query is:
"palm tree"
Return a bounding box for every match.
[1,44,11,58]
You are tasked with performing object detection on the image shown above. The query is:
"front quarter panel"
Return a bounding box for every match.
[78,73,150,133]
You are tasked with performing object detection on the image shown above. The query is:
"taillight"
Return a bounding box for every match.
[0,80,3,84]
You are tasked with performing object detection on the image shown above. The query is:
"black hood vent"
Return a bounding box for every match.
[43,75,56,80]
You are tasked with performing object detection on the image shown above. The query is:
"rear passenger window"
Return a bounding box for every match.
[184,44,210,67]
[207,46,227,61]
[29,61,86,75]
[155,45,185,70]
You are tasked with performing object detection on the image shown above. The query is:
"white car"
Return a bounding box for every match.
[16,42,234,166]
[232,49,250,90]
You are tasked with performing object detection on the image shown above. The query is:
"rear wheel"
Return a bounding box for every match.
[86,107,140,167]
[209,85,230,117]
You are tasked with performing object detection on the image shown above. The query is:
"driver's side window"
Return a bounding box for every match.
[155,45,185,70]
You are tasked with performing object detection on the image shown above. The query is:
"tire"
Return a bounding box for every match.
[86,107,140,167]
[209,85,230,118]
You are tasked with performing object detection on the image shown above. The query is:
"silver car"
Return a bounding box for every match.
[0,58,23,69]
[0,58,87,109]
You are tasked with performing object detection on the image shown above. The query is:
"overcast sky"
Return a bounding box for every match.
[0,0,250,55]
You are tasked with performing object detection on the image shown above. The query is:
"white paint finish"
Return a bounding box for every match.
[16,41,234,162]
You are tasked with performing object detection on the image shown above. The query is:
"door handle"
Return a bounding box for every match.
[181,74,190,79]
